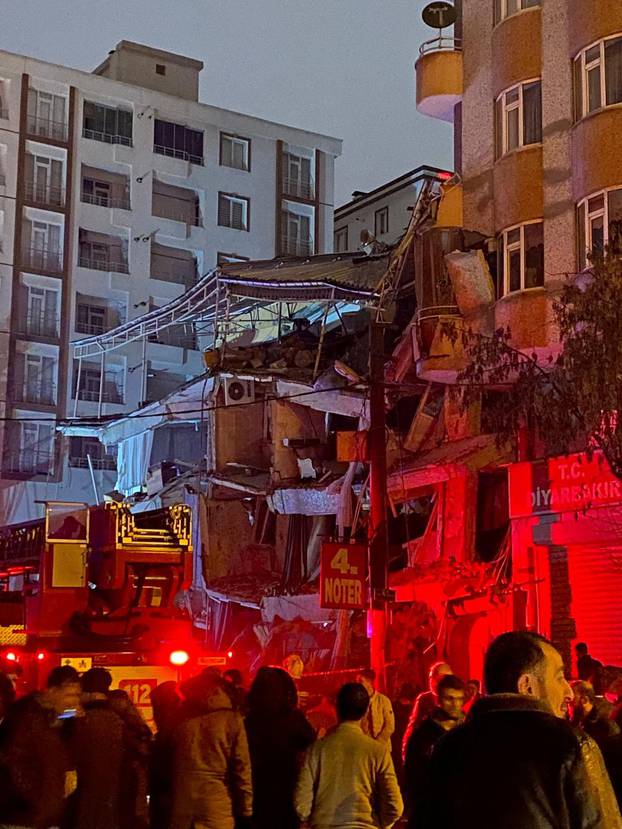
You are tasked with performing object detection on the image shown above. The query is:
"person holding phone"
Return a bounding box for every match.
[0,665,81,829]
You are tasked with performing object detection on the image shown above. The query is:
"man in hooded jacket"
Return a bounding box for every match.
[170,669,252,829]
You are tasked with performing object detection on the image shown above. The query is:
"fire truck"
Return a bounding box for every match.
[0,501,225,723]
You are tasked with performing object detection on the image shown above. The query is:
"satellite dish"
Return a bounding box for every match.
[422,1,457,29]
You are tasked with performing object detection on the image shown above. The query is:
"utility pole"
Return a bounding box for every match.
[368,318,389,688]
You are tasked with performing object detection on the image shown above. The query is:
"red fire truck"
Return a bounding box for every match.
[0,501,225,723]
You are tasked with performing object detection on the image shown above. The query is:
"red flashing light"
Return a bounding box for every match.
[227,651,234,659]
[169,649,190,667]
[437,171,453,181]
[5,651,17,662]
[36,650,47,662]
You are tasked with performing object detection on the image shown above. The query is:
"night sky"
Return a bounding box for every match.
[2,0,453,205]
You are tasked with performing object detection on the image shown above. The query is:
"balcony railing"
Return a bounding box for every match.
[419,35,462,56]
[27,115,68,142]
[77,388,124,404]
[19,312,59,338]
[69,455,116,470]
[82,127,132,147]
[81,190,131,211]
[154,144,204,166]
[280,235,314,257]
[22,247,63,273]
[24,180,65,208]
[4,451,54,476]
[75,320,106,336]
[283,176,314,200]
[78,254,129,274]
[15,384,57,406]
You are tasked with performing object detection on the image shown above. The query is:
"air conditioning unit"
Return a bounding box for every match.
[224,377,255,406]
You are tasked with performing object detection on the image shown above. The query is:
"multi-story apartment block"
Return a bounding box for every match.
[0,40,341,522]
[333,165,452,252]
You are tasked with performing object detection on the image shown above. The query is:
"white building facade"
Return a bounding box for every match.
[333,166,450,253]
[0,40,341,523]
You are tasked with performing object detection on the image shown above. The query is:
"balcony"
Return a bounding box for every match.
[69,454,116,471]
[154,144,203,166]
[283,176,314,200]
[15,384,57,406]
[82,127,132,147]
[26,115,68,143]
[81,190,130,211]
[19,311,59,339]
[22,247,63,274]
[76,387,124,404]
[78,253,129,274]
[415,36,463,122]
[4,451,53,477]
[75,320,106,336]
[24,180,65,209]
[280,235,314,257]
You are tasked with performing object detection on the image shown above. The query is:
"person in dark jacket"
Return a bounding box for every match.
[0,671,15,725]
[0,665,81,829]
[64,668,126,829]
[403,675,465,827]
[421,631,622,829]
[571,680,619,749]
[576,642,605,694]
[171,669,252,829]
[108,689,152,829]
[150,680,181,829]
[245,666,315,829]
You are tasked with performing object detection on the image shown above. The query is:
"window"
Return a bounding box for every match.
[495,80,542,158]
[69,437,116,470]
[23,219,63,272]
[22,354,56,405]
[494,0,540,25]
[218,193,249,230]
[25,285,59,337]
[83,101,132,146]
[24,154,64,207]
[496,221,544,296]
[13,422,54,475]
[574,36,622,119]
[82,178,111,207]
[155,64,166,76]
[220,133,251,171]
[577,187,622,270]
[154,119,203,165]
[27,89,67,141]
[283,150,314,199]
[73,363,124,404]
[217,252,250,266]
[375,207,389,237]
[281,204,314,256]
[334,227,349,253]
[0,81,7,120]
[76,303,106,335]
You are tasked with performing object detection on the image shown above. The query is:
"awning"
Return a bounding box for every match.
[388,434,511,502]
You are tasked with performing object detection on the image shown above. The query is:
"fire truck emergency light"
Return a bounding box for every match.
[169,649,190,666]
[227,651,234,659]
[4,651,17,662]
[36,651,47,661]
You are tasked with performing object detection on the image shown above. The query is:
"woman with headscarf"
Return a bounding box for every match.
[245,667,315,829]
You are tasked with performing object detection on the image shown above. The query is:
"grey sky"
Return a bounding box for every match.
[2,0,452,206]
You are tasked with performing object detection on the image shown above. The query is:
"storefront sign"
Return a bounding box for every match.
[509,451,622,518]
[320,543,367,609]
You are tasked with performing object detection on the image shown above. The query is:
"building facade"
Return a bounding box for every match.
[333,165,451,253]
[387,0,622,679]
[0,40,341,522]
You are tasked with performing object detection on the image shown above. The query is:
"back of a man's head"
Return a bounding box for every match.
[46,665,80,689]
[484,631,550,695]
[337,682,370,722]
[575,642,588,656]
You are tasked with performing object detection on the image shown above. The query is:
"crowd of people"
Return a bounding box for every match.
[1,634,622,828]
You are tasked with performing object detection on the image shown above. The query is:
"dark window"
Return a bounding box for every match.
[334,227,348,253]
[495,80,541,159]
[220,133,251,171]
[498,222,544,295]
[154,119,204,165]
[575,36,622,119]
[155,64,166,76]
[83,101,132,146]
[524,222,544,288]
[375,207,389,237]
[476,469,510,563]
[218,193,249,230]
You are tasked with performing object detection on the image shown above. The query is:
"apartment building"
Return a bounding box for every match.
[0,40,341,523]
[333,166,451,252]
[385,0,622,676]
